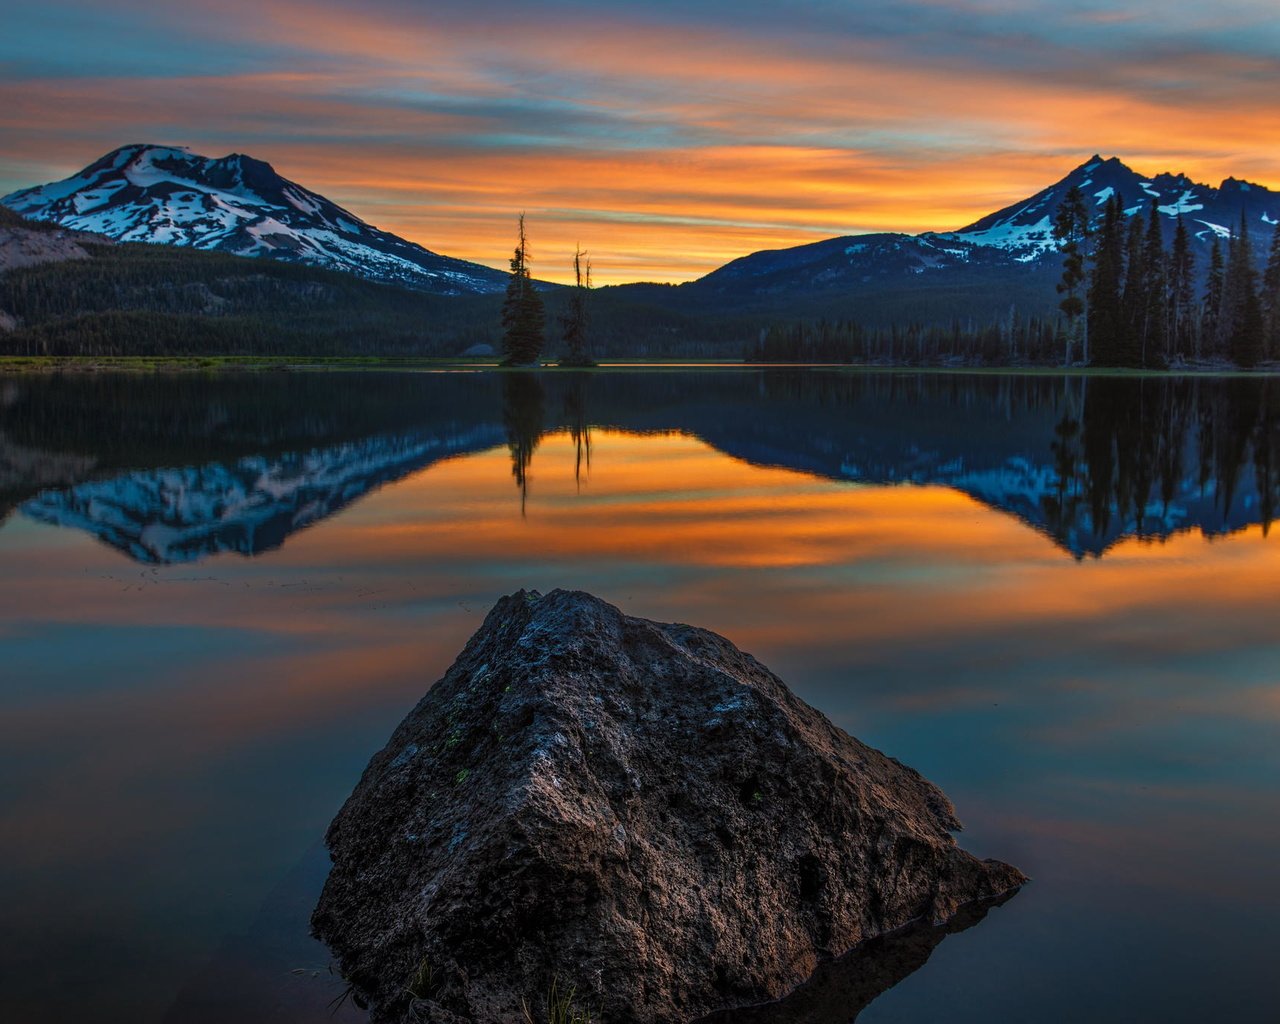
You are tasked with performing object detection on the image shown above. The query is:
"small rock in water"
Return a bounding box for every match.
[312,589,1024,1023]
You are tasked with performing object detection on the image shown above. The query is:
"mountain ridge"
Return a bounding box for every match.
[679,155,1279,312]
[7,148,1278,300]
[1,144,508,295]
[4,148,1279,347]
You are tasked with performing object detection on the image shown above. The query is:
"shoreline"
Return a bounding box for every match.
[4,355,1280,377]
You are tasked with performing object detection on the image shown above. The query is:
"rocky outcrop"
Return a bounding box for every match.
[313,590,1023,1023]
[0,217,108,273]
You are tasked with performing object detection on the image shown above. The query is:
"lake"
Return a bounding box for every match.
[1,368,1277,1023]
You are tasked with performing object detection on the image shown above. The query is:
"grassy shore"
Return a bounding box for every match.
[3,354,1279,377]
[0,355,486,373]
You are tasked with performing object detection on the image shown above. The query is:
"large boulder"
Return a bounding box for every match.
[313,589,1024,1023]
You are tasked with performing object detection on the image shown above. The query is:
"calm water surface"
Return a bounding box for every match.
[1,370,1277,1022]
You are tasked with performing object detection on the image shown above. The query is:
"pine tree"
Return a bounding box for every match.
[1216,224,1243,354]
[1220,214,1264,367]
[1168,216,1196,361]
[1088,196,1125,366]
[500,214,546,366]
[1203,237,1225,357]
[1237,283,1267,368]
[1140,199,1167,368]
[1264,223,1280,360]
[558,245,596,367]
[1119,209,1146,367]
[1052,184,1090,365]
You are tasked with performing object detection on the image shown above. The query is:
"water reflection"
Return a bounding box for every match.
[503,373,544,514]
[694,892,1017,1024]
[1,372,1277,1022]
[4,371,1280,562]
[563,372,593,489]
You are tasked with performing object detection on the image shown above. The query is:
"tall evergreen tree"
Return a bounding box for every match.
[1088,195,1126,366]
[1140,200,1167,367]
[1264,223,1280,360]
[558,245,596,367]
[1219,214,1264,366]
[1119,209,1146,367]
[1216,223,1244,354]
[500,214,546,366]
[1052,184,1090,365]
[1237,281,1267,368]
[1168,216,1196,361]
[1203,237,1225,356]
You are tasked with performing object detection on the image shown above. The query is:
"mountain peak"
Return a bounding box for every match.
[952,154,1278,255]
[1,144,507,295]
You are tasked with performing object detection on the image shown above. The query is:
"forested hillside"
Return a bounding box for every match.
[0,242,502,356]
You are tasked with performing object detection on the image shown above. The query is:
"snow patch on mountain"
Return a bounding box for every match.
[1197,221,1232,239]
[950,214,1057,260]
[1158,190,1204,216]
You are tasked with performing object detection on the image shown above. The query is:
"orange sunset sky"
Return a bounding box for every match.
[3,0,1278,283]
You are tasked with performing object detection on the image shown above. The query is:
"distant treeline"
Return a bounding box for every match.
[746,203,1280,368]
[743,316,1061,366]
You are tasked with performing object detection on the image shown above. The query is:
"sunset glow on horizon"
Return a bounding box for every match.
[4,0,1279,283]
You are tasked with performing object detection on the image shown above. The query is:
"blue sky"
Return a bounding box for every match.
[3,0,1277,280]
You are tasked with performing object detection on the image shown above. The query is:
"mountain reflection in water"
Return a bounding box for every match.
[4,370,1279,562]
[2,369,1278,1024]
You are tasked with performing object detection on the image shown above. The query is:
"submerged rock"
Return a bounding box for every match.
[313,589,1024,1023]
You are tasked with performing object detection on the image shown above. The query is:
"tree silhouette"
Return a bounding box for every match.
[1203,237,1225,356]
[1052,185,1090,365]
[1263,223,1280,359]
[1168,216,1196,361]
[1218,214,1265,368]
[1140,199,1167,368]
[558,246,596,367]
[1088,195,1125,366]
[500,214,546,366]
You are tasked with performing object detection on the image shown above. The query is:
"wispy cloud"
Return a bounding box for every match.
[2,0,1277,282]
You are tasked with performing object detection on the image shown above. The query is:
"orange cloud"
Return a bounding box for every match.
[3,2,1279,282]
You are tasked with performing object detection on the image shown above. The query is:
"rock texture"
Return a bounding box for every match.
[0,206,108,275]
[313,589,1023,1023]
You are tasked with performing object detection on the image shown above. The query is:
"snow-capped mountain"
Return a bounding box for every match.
[6,148,1274,312]
[685,156,1279,313]
[1,144,507,295]
[950,154,1280,261]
